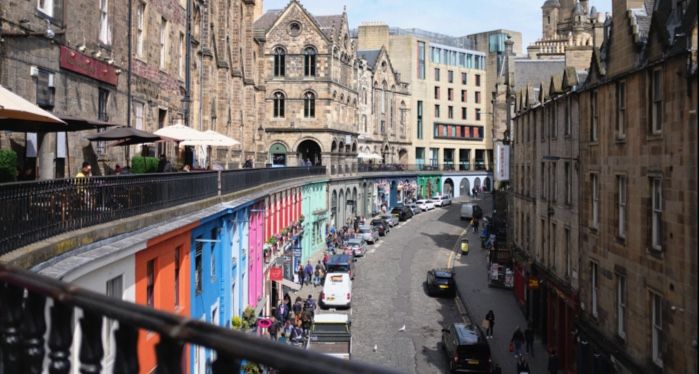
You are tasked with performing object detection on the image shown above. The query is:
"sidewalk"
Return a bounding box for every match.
[451,193,550,374]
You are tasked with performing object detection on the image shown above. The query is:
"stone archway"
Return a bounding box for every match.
[474,177,481,192]
[444,178,454,197]
[297,139,322,166]
[460,178,470,196]
[398,149,408,164]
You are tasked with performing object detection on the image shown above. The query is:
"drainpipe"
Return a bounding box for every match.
[126,0,132,167]
[183,0,191,127]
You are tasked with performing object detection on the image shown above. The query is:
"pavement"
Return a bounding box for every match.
[451,194,549,374]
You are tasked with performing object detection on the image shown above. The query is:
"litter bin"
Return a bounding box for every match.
[460,238,469,255]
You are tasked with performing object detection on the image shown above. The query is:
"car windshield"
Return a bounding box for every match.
[370,220,382,225]
[359,228,370,233]
[312,323,349,334]
[327,264,349,272]
[347,239,361,245]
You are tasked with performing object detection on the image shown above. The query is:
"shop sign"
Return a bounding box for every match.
[59,46,118,86]
[528,277,540,289]
[293,248,302,257]
[270,266,283,281]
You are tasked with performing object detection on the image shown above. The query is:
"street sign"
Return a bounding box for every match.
[528,277,540,289]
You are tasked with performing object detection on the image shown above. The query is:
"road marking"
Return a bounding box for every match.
[447,227,468,270]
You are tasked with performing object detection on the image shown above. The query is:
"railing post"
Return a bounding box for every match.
[113,323,139,374]
[0,282,24,374]
[47,301,73,374]
[154,336,183,374]
[211,351,241,374]
[78,310,104,374]
[20,292,47,374]
[217,170,222,197]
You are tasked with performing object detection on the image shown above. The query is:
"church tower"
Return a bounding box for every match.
[542,0,561,39]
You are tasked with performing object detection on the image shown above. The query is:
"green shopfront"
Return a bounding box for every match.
[417,175,441,199]
[301,181,328,263]
[270,143,287,167]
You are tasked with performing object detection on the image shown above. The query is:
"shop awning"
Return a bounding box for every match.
[280,278,301,291]
[0,84,67,132]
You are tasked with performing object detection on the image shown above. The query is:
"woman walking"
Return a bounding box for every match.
[485,310,495,338]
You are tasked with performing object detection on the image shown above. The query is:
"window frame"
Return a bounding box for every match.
[591,173,599,229]
[591,90,598,142]
[304,91,316,118]
[273,47,286,77]
[651,177,662,250]
[617,175,627,239]
[99,0,112,45]
[651,291,664,367]
[136,2,146,58]
[304,46,317,77]
[159,17,168,70]
[434,104,440,118]
[273,92,285,118]
[434,67,440,82]
[651,68,663,134]
[37,0,54,17]
[591,262,598,318]
[417,100,423,139]
[617,274,627,339]
[616,81,627,139]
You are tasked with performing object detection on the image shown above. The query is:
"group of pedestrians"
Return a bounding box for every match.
[481,309,560,374]
[297,260,326,287]
[268,293,317,345]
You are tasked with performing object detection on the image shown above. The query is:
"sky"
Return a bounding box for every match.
[262,0,611,53]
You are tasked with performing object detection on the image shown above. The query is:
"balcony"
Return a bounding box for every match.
[0,167,325,256]
[0,262,402,374]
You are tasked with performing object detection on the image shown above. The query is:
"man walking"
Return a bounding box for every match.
[510,326,525,358]
[304,261,314,287]
[524,325,535,356]
[485,310,495,338]
[297,264,306,287]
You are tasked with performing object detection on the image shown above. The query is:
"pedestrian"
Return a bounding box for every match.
[243,157,253,168]
[304,261,314,286]
[276,300,289,323]
[474,218,480,233]
[485,310,495,338]
[268,316,279,341]
[76,161,92,178]
[516,356,530,374]
[524,325,534,356]
[314,261,324,286]
[278,331,287,344]
[297,264,305,287]
[322,252,329,267]
[292,297,303,323]
[548,349,560,374]
[510,326,525,357]
[304,294,316,315]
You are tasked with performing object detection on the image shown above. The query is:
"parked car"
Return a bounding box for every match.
[426,268,456,297]
[345,238,367,257]
[416,199,434,211]
[320,273,352,309]
[433,194,452,206]
[369,219,388,236]
[306,313,352,360]
[326,254,356,279]
[391,206,413,221]
[381,213,399,227]
[357,225,379,243]
[408,203,421,215]
[441,323,492,373]
[460,203,482,220]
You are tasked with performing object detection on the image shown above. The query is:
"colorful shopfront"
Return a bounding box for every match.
[417,175,441,199]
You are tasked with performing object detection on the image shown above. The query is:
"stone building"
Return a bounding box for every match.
[253,1,359,175]
[511,0,697,372]
[0,0,129,178]
[358,24,491,172]
[512,67,584,373]
[355,46,411,164]
[575,0,697,372]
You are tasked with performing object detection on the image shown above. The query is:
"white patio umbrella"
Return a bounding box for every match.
[153,124,209,142]
[0,84,66,131]
[358,152,382,160]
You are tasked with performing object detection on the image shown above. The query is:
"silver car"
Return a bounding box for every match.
[381,213,399,227]
[358,225,379,244]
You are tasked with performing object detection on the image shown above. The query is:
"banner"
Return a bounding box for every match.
[494,142,510,181]
[270,266,283,281]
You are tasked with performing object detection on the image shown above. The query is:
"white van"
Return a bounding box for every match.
[460,203,482,220]
[307,313,352,360]
[320,273,352,309]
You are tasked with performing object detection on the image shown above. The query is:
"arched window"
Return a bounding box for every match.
[381,81,387,113]
[273,92,285,118]
[304,91,315,118]
[363,115,367,132]
[273,47,285,77]
[304,47,316,77]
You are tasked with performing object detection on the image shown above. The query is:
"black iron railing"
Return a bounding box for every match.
[0,167,325,256]
[0,263,403,374]
[357,163,493,173]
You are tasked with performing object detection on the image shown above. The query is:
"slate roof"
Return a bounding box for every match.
[543,0,561,8]
[315,15,345,40]
[253,9,283,32]
[357,49,381,69]
[514,59,566,90]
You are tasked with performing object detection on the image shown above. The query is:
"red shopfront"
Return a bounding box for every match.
[546,284,578,373]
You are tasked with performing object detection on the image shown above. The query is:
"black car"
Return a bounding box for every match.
[390,206,413,221]
[370,218,388,236]
[441,323,492,373]
[426,269,456,297]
